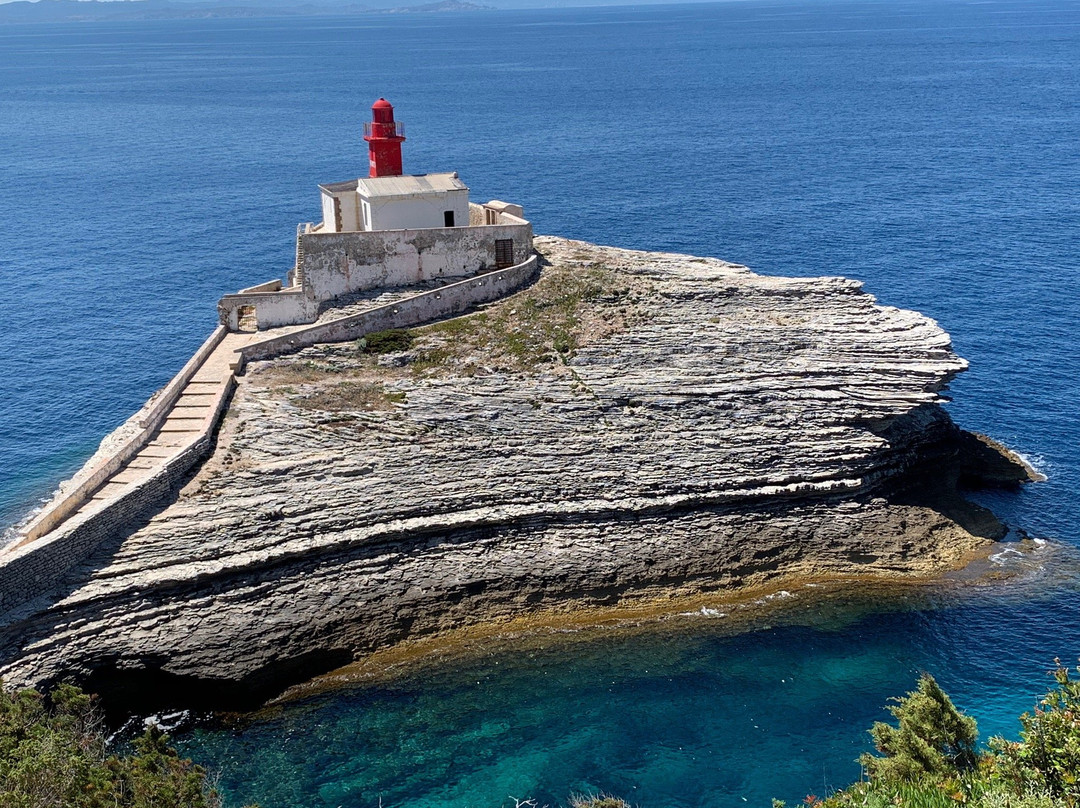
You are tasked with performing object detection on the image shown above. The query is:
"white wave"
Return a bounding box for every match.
[989,547,1025,565]
[144,710,191,732]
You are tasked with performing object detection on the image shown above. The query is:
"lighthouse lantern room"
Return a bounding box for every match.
[317,98,470,234]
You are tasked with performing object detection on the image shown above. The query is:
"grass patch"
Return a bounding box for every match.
[408,262,644,375]
[254,360,343,386]
[294,381,406,412]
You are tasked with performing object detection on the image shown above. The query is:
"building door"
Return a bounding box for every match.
[444,210,455,227]
[495,239,514,269]
[332,197,343,232]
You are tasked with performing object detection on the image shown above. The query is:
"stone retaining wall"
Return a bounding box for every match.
[241,254,539,362]
[0,376,236,616]
[18,326,229,544]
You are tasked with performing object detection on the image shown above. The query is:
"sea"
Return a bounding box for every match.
[1,0,1079,806]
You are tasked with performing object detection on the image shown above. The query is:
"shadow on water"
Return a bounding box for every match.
[173,568,1080,808]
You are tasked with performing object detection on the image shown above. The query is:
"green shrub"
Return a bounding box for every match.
[861,673,979,781]
[813,664,1080,808]
[357,329,414,354]
[0,681,225,808]
[989,660,1080,800]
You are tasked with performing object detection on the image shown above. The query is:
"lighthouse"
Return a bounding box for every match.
[363,98,405,178]
[318,97,469,233]
[217,97,532,330]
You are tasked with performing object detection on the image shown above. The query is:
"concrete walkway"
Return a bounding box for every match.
[10,285,438,550]
[66,332,253,521]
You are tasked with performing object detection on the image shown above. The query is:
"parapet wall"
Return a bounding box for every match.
[17,326,229,544]
[0,376,236,616]
[299,220,533,302]
[242,254,539,362]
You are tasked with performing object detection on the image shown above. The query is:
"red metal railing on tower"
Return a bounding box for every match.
[363,121,405,139]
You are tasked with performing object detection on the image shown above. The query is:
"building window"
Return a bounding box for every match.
[444,210,455,227]
[495,239,514,269]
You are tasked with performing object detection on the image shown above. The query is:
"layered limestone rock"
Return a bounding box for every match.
[0,237,1034,709]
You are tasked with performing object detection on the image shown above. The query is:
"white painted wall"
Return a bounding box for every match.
[218,289,316,330]
[363,188,470,232]
[320,193,337,233]
[319,190,362,233]
[340,193,360,232]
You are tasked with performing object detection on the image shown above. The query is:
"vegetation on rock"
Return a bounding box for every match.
[789,661,1080,808]
[252,248,653,415]
[0,682,225,808]
[356,328,415,355]
[409,260,643,373]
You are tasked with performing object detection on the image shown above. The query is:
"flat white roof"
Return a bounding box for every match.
[319,179,358,194]
[356,172,468,199]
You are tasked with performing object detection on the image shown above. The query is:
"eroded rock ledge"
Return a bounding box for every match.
[0,237,1035,710]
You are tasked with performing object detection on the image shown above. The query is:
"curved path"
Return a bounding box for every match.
[2,261,536,560]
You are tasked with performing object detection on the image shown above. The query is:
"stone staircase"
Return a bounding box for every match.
[294,223,307,288]
[5,263,536,554]
[72,333,253,518]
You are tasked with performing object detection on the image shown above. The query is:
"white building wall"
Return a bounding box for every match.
[299,221,533,302]
[320,191,363,233]
[344,194,362,232]
[364,188,470,232]
[320,193,337,233]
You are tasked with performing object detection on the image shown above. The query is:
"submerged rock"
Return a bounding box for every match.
[0,237,1036,710]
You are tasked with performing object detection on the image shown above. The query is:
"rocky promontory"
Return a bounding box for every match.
[0,237,1036,708]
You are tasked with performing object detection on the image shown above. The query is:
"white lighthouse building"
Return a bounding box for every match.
[218,98,532,331]
[317,98,472,234]
[319,173,471,234]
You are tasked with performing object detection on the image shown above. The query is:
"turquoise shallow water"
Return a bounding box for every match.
[2,0,1079,805]
[176,584,1080,808]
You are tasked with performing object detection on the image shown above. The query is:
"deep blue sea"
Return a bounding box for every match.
[2,0,1079,806]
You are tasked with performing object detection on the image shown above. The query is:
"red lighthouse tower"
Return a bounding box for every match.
[363,98,405,178]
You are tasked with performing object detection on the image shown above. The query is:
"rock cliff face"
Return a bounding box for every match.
[0,237,1034,709]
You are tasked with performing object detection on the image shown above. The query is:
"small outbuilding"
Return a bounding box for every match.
[319,172,470,234]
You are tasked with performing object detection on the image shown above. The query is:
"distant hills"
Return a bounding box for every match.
[0,0,492,23]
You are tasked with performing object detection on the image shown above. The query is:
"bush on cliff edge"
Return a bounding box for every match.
[0,681,223,808]
[799,661,1080,808]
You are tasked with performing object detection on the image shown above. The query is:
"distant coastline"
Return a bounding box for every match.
[0,0,492,24]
